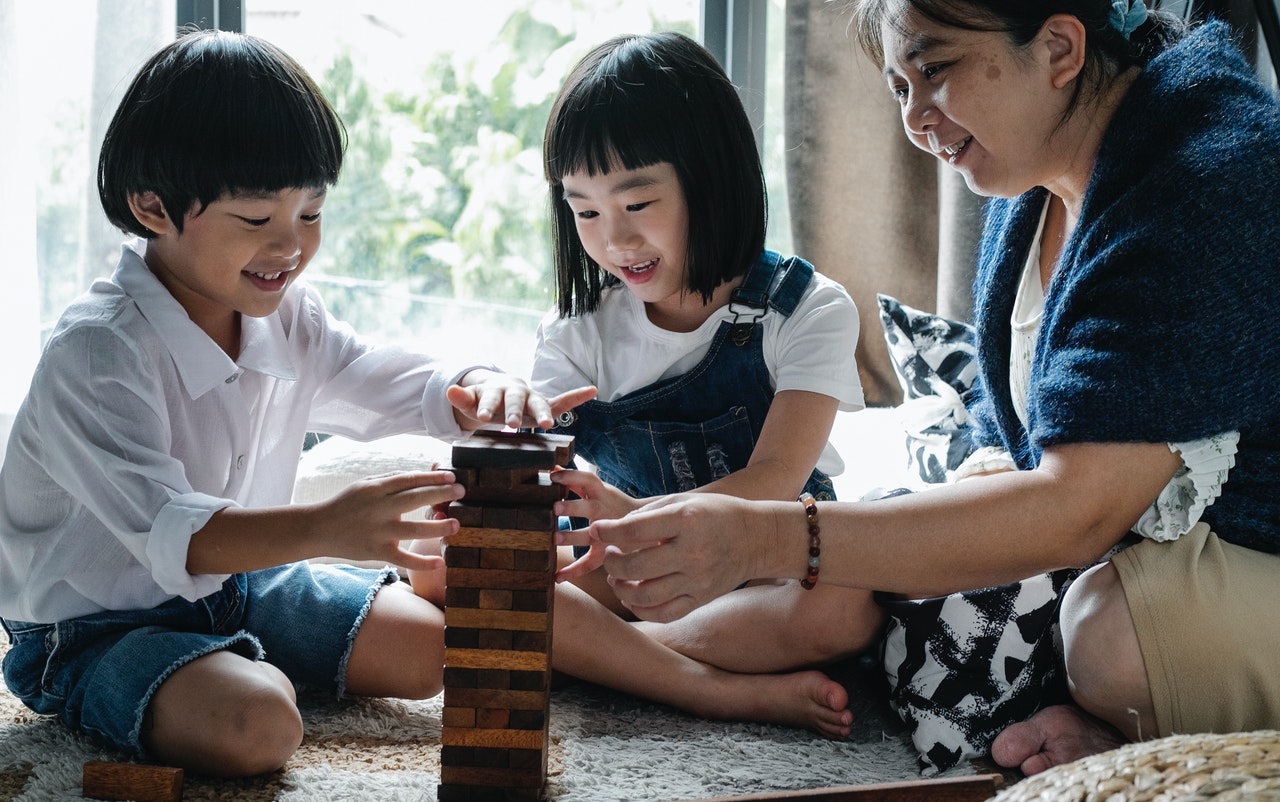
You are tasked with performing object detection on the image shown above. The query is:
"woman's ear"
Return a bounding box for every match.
[126,191,173,237]
[1040,14,1088,90]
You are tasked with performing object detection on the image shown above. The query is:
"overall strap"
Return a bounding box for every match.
[726,250,814,345]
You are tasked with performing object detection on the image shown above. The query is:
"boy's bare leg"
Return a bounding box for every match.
[143,650,303,776]
[633,581,884,673]
[344,580,446,699]
[551,582,854,739]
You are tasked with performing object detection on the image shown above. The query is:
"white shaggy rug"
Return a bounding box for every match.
[0,653,957,801]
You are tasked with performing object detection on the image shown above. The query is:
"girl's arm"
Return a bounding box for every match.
[691,389,839,501]
[587,439,1181,622]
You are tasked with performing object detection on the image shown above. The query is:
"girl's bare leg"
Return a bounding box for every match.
[552,583,853,739]
[344,579,446,699]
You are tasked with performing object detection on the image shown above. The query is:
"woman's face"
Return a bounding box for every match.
[879,7,1069,198]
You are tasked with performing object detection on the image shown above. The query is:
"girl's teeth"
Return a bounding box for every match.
[252,271,283,280]
[628,260,656,273]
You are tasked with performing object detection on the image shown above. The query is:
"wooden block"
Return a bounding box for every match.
[441,745,507,769]
[478,629,514,650]
[445,607,548,632]
[512,549,552,572]
[441,706,477,728]
[478,589,514,610]
[506,709,546,731]
[447,503,485,528]
[511,590,549,613]
[448,528,556,551]
[479,548,516,570]
[688,774,1003,802]
[443,667,478,688]
[438,781,542,801]
[481,507,522,530]
[444,647,549,672]
[475,708,510,729]
[442,726,545,751]
[510,630,547,652]
[443,545,481,568]
[445,587,481,608]
[476,669,512,689]
[444,688,547,711]
[507,670,549,692]
[452,432,564,470]
[506,749,543,771]
[513,506,558,531]
[439,764,543,788]
[445,568,550,592]
[82,761,183,802]
[444,627,481,648]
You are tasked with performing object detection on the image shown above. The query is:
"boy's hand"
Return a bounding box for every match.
[448,369,595,430]
[311,470,464,572]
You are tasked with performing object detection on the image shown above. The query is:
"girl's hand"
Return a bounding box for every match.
[588,493,763,622]
[551,468,641,522]
[308,470,463,572]
[448,370,595,430]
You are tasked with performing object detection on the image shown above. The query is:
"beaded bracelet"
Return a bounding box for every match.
[798,492,821,589]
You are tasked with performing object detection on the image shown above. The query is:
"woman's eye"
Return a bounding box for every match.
[922,63,947,80]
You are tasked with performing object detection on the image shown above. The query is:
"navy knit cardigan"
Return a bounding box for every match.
[968,21,1280,551]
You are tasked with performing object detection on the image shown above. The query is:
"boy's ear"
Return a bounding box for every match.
[126,191,174,236]
[1040,14,1087,90]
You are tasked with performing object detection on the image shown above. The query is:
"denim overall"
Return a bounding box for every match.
[552,250,836,501]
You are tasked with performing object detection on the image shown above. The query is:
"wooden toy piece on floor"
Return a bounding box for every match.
[82,761,183,802]
[438,430,573,802]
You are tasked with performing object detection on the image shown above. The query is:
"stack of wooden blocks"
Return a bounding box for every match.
[438,430,574,802]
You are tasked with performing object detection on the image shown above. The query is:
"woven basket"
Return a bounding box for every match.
[991,730,1280,801]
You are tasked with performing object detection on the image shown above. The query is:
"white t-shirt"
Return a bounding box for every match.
[0,239,482,623]
[530,270,864,475]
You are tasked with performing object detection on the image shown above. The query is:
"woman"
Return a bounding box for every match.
[561,0,1280,776]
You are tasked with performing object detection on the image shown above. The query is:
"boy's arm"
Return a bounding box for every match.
[185,471,461,574]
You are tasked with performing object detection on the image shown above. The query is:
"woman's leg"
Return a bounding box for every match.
[634,581,884,673]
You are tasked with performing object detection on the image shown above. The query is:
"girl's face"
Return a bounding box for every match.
[138,186,325,346]
[560,161,692,321]
[880,8,1068,198]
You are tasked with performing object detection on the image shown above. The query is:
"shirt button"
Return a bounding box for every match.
[236,455,246,470]
[225,372,240,384]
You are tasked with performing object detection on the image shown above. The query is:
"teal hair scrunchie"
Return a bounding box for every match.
[1109,0,1149,39]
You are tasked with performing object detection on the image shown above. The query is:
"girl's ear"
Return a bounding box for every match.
[126,191,174,236]
[1040,14,1088,90]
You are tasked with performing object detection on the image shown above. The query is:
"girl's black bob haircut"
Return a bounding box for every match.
[99,29,346,238]
[544,31,767,317]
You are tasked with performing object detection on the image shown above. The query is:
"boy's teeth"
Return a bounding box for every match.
[252,271,283,280]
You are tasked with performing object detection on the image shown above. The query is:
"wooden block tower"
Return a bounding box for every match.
[438,430,574,802]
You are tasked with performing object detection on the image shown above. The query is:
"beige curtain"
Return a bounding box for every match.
[784,0,984,407]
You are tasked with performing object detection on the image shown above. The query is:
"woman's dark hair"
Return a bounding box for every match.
[543,31,767,317]
[850,0,1188,118]
[98,29,346,238]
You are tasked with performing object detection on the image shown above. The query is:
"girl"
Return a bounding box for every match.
[532,31,881,675]
[576,0,1280,777]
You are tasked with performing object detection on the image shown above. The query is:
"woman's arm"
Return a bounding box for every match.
[588,439,1181,622]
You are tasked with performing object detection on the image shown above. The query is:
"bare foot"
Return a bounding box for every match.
[697,669,853,740]
[990,704,1127,776]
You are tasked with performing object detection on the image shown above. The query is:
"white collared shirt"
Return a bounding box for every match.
[0,239,480,623]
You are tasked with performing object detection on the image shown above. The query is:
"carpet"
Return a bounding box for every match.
[0,650,971,802]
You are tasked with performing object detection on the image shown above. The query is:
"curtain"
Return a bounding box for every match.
[782,0,1262,408]
[784,0,983,407]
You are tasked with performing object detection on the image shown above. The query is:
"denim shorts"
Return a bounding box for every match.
[1,561,396,758]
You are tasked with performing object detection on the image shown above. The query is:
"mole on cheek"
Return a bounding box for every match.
[986,63,1001,80]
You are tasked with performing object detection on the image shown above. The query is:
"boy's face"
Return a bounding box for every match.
[138,187,326,347]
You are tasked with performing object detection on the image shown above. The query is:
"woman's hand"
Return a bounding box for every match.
[575,492,767,622]
[447,370,595,430]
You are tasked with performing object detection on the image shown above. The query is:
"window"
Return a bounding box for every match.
[2,0,789,428]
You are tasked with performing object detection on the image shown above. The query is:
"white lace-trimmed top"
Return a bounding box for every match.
[955,201,1238,542]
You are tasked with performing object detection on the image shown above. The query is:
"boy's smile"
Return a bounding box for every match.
[130,186,325,356]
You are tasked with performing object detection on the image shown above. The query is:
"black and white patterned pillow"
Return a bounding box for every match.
[872,295,1075,774]
[877,294,978,484]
